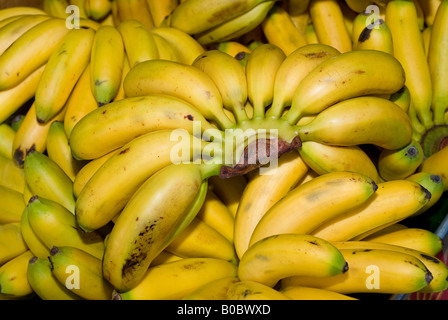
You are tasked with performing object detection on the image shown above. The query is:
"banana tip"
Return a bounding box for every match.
[50,246,60,256]
[29,256,38,264]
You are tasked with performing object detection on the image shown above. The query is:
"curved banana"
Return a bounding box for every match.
[249,171,377,246]
[427,0,448,125]
[239,233,348,287]
[406,172,445,215]
[261,4,307,56]
[84,0,112,21]
[226,280,291,300]
[116,0,154,29]
[0,123,15,160]
[151,32,182,62]
[123,59,234,130]
[48,246,114,300]
[279,285,357,300]
[20,206,50,259]
[0,185,25,224]
[90,25,124,106]
[351,10,373,48]
[0,17,70,90]
[208,175,247,216]
[386,0,434,130]
[24,150,75,213]
[0,250,34,298]
[234,150,308,258]
[183,276,239,300]
[0,6,47,20]
[296,96,413,150]
[195,1,275,46]
[283,49,406,124]
[355,18,394,54]
[114,257,238,299]
[0,154,25,193]
[311,180,431,242]
[284,248,432,294]
[390,85,411,112]
[192,50,249,123]
[146,0,178,27]
[267,43,340,119]
[0,223,28,266]
[418,145,448,191]
[298,141,380,183]
[28,256,82,300]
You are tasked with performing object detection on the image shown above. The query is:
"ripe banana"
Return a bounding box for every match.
[418,145,448,191]
[245,43,286,119]
[90,25,125,106]
[386,0,434,130]
[192,50,249,123]
[183,276,239,300]
[249,171,377,246]
[239,233,348,287]
[311,180,431,242]
[390,85,411,112]
[427,0,448,125]
[20,206,50,259]
[406,172,445,215]
[114,257,238,300]
[298,141,380,183]
[146,0,178,27]
[296,96,413,150]
[351,10,372,48]
[43,0,69,18]
[345,0,375,13]
[123,59,234,129]
[226,280,291,300]
[0,123,15,160]
[0,17,70,90]
[284,248,432,294]
[0,185,25,224]
[28,256,82,300]
[234,150,308,258]
[116,0,154,29]
[279,285,357,300]
[48,246,114,300]
[283,49,406,124]
[267,43,340,119]
[0,223,28,266]
[0,154,25,193]
[24,150,75,213]
[0,250,34,298]
[355,18,394,54]
[84,0,112,21]
[0,6,47,20]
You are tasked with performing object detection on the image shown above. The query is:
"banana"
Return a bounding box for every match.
[151,32,182,62]
[0,185,25,224]
[24,150,75,213]
[351,10,373,49]
[239,233,348,287]
[284,248,432,294]
[20,206,50,259]
[386,0,434,130]
[234,150,308,259]
[123,59,234,129]
[298,141,380,182]
[0,154,26,193]
[378,139,424,181]
[406,172,445,215]
[0,223,28,266]
[266,43,340,119]
[261,4,307,56]
[304,23,319,44]
[345,0,375,13]
[90,25,125,106]
[183,276,239,300]
[0,17,70,90]
[0,250,34,298]
[390,85,411,112]
[35,27,95,124]
[0,123,15,160]
[10,114,25,131]
[43,0,69,18]
[28,256,82,300]
[209,175,247,216]
[296,96,413,150]
[116,0,154,29]
[333,241,448,293]
[46,121,85,182]
[84,0,112,21]
[195,1,276,46]
[226,280,291,300]
[427,0,448,125]
[117,19,159,68]
[0,6,47,20]
[408,102,426,142]
[355,18,394,54]
[311,180,432,242]
[309,0,352,53]
[418,145,448,191]
[27,196,105,259]
[279,285,358,300]
[146,0,178,27]
[417,0,442,26]
[283,49,406,124]
[150,250,183,267]
[192,50,249,123]
[102,163,216,292]
[114,257,238,299]
[150,27,205,65]
[248,171,378,246]
[48,246,114,300]
[423,25,432,57]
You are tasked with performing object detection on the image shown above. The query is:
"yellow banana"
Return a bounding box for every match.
[0,250,34,298]
[43,0,69,18]
[0,6,47,20]
[267,43,340,119]
[151,32,182,62]
[345,0,375,13]
[386,0,434,130]
[423,25,432,57]
[114,257,238,299]
[48,246,114,300]
[428,0,448,125]
[418,145,448,191]
[261,4,307,55]
[249,171,377,246]
[239,233,348,287]
[406,172,445,215]
[234,150,308,258]
[116,0,154,29]
[417,0,442,26]
[195,1,276,46]
[192,50,249,123]
[296,96,413,150]
[123,59,234,129]
[304,22,319,44]
[311,179,431,242]
[150,27,205,65]
[226,280,291,300]
[0,154,26,193]
[279,285,357,300]
[284,49,406,124]
[0,123,15,160]
[351,10,372,49]
[209,175,247,216]
[84,0,112,21]
[298,141,380,182]
[0,17,70,90]
[117,19,159,68]
[355,18,394,54]
[309,0,352,53]
[20,206,50,259]
[90,25,124,106]
[146,0,178,27]
[183,276,239,300]
[0,223,28,266]
[0,185,25,224]
[390,85,411,112]
[284,248,432,294]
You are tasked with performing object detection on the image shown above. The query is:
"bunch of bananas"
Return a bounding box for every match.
[0,0,447,301]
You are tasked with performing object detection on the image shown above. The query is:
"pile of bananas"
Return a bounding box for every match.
[0,0,448,301]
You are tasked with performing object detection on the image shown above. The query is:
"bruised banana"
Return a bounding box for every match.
[356,18,394,55]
